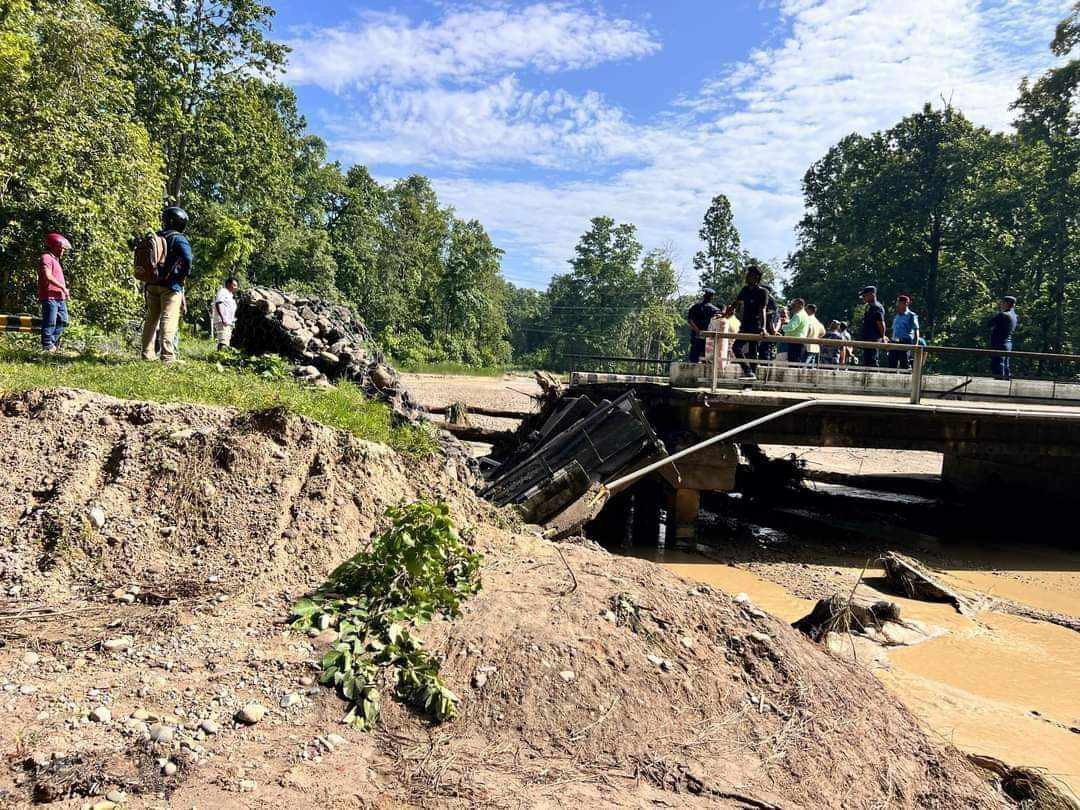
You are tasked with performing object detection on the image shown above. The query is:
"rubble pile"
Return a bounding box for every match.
[232,286,476,483]
[233,287,416,419]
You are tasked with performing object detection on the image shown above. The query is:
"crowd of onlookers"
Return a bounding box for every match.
[35,207,241,362]
[31,217,1023,383]
[688,263,1020,381]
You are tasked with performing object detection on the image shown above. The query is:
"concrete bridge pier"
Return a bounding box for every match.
[656,442,739,543]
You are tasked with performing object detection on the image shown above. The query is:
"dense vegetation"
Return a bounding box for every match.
[0,1,1076,372]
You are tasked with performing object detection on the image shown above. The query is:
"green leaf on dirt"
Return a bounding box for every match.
[291,500,482,730]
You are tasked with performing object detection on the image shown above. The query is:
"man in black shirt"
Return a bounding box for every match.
[989,295,1018,379]
[858,285,886,368]
[686,288,721,363]
[733,264,768,379]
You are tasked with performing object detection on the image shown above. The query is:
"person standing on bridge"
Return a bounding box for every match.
[858,286,886,368]
[39,232,72,354]
[686,288,721,364]
[804,304,826,365]
[782,298,809,364]
[888,295,920,370]
[732,264,769,380]
[990,295,1018,380]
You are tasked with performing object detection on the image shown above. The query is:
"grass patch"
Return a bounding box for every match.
[394,360,509,378]
[0,332,438,458]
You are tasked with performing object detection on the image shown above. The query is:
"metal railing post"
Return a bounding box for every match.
[910,345,925,404]
[710,331,720,393]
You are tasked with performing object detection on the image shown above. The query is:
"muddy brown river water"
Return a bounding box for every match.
[630,544,1080,796]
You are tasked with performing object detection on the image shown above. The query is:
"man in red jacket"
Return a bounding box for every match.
[39,232,71,353]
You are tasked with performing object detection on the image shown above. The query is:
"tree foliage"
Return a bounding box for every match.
[0,0,163,329]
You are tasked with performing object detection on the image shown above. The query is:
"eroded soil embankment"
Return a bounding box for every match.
[0,389,1002,808]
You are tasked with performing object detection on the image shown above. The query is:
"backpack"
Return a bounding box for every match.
[133,232,170,283]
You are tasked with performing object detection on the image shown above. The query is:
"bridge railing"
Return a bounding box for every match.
[695,332,1080,405]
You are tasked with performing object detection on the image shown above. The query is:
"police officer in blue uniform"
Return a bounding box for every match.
[989,295,1018,380]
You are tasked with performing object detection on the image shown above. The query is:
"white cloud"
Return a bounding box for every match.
[326,77,657,171]
[303,0,1072,290]
[285,4,660,91]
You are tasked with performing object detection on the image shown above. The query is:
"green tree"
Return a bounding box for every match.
[692,194,743,298]
[0,0,162,328]
[1012,2,1079,354]
[436,219,510,365]
[102,0,288,203]
[786,106,995,341]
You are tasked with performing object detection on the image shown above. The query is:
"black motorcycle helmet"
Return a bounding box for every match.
[162,206,189,233]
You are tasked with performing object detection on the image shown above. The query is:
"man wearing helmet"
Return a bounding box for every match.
[39,232,72,353]
[141,206,193,363]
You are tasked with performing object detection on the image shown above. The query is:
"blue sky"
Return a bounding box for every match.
[270,0,1071,290]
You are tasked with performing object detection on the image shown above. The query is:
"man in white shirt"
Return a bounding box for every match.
[211,277,240,350]
[804,303,826,365]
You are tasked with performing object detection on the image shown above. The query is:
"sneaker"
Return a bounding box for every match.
[740,372,757,380]
[41,345,57,354]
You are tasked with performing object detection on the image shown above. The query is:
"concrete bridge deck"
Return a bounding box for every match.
[566,377,1080,537]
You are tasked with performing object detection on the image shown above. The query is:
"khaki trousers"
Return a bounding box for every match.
[141,285,183,362]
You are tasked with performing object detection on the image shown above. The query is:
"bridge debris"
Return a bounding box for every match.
[793,592,902,642]
[879,551,974,615]
[481,390,665,530]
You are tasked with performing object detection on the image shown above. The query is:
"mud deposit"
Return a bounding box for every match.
[629,529,1080,799]
[0,388,1007,808]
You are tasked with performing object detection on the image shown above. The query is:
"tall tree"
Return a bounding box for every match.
[692,194,743,297]
[103,0,288,203]
[0,0,162,326]
[436,219,510,365]
[1012,2,1079,354]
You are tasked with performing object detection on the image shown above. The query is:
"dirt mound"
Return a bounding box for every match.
[0,388,478,601]
[0,389,1002,808]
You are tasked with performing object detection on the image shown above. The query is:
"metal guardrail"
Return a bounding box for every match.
[565,354,673,375]
[701,332,1080,405]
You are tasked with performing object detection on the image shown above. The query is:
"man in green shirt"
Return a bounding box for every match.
[782,298,809,364]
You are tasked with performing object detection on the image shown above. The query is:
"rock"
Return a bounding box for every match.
[110,588,128,601]
[734,593,751,605]
[370,365,394,389]
[749,632,772,644]
[646,654,665,668]
[236,702,266,725]
[318,351,340,365]
[163,761,178,777]
[102,636,133,653]
[326,733,347,749]
[471,671,488,689]
[91,801,117,810]
[148,723,174,743]
[88,506,106,529]
[90,706,111,723]
[19,684,36,695]
[131,709,150,721]
[680,636,695,649]
[22,651,40,666]
[299,676,315,688]
[199,718,220,735]
[558,670,576,683]
[105,790,126,803]
[279,692,302,708]
[280,314,303,331]
[238,779,257,792]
